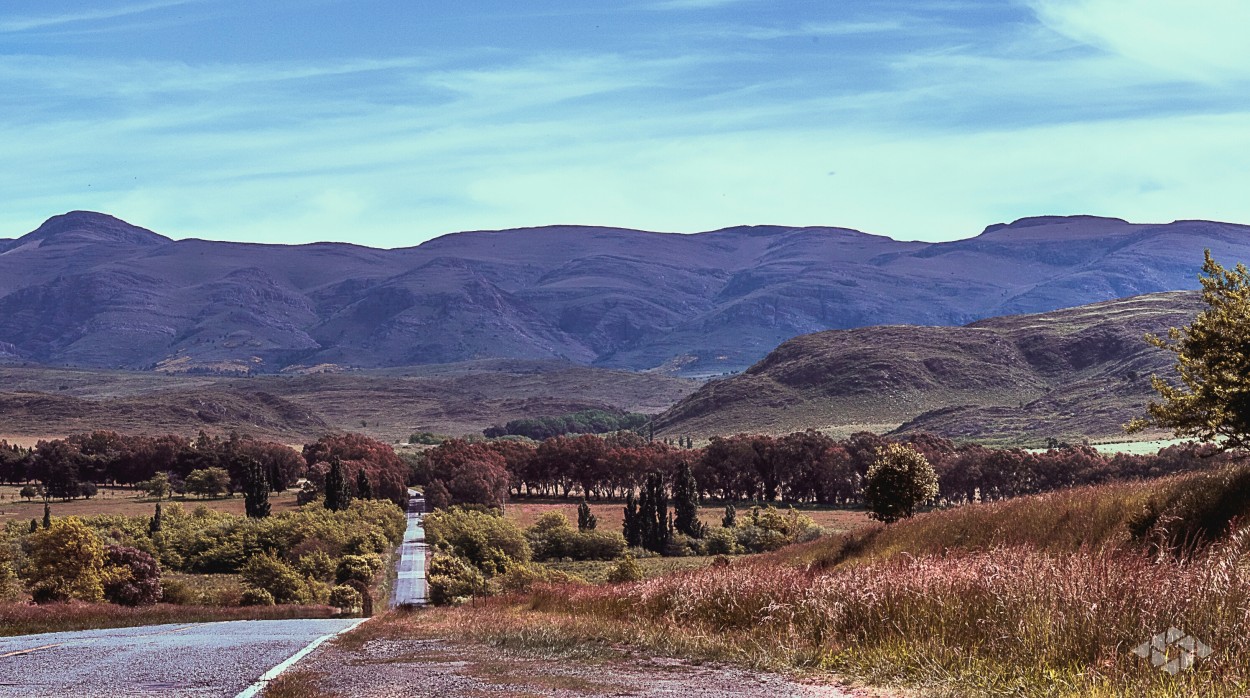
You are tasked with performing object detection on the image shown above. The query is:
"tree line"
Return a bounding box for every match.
[408,429,1231,510]
[0,431,412,508]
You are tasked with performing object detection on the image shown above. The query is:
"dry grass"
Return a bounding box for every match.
[0,601,339,637]
[542,555,721,584]
[0,485,303,527]
[504,499,870,534]
[262,669,341,698]
[401,470,1250,697]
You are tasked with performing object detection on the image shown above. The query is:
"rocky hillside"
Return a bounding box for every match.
[0,211,1245,375]
[655,292,1203,444]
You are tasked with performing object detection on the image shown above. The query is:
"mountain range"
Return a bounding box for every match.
[0,211,1246,375]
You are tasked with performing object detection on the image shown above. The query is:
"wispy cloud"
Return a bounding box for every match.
[0,0,202,33]
[1026,0,1250,83]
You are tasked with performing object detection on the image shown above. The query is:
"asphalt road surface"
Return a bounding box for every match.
[391,489,428,607]
[0,618,358,697]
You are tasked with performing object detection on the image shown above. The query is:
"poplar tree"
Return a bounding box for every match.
[577,499,597,531]
[323,458,352,512]
[243,458,271,519]
[356,468,373,500]
[672,460,704,537]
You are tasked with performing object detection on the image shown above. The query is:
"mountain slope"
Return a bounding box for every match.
[655,291,1202,443]
[0,211,1244,375]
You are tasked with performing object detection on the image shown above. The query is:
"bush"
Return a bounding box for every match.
[240,587,276,606]
[335,553,385,585]
[295,550,337,582]
[239,552,310,605]
[19,517,107,603]
[527,512,626,561]
[428,552,485,605]
[328,584,362,612]
[489,562,585,595]
[102,545,162,606]
[425,507,530,575]
[702,527,741,556]
[607,555,644,583]
[158,577,194,605]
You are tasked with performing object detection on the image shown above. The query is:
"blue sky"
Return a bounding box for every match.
[2,0,1248,246]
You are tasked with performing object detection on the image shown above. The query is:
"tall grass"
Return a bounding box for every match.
[425,468,1250,697]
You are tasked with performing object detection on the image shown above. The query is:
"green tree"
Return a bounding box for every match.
[242,458,271,519]
[19,517,107,603]
[42,503,51,529]
[141,473,171,500]
[721,504,736,528]
[862,443,939,524]
[636,471,670,553]
[323,459,352,512]
[576,499,597,531]
[19,485,38,501]
[240,552,310,604]
[1128,251,1250,449]
[356,468,373,500]
[184,467,230,498]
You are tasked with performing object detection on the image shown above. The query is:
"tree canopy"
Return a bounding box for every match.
[1129,251,1250,449]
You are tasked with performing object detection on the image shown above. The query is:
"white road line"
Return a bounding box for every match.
[232,619,367,698]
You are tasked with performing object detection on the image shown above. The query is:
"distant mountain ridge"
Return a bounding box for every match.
[655,291,1203,443]
[0,211,1245,375]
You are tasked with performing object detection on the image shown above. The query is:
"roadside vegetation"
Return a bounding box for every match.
[0,431,410,634]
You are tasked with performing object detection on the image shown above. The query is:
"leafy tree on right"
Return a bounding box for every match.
[1128,251,1250,449]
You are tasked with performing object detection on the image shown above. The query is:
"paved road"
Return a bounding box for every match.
[391,489,428,607]
[0,619,358,697]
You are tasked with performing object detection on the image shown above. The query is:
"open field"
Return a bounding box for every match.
[0,485,304,527]
[503,499,871,534]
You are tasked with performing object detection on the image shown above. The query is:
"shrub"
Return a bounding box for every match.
[239,552,310,605]
[489,562,584,595]
[19,517,107,603]
[335,553,385,585]
[527,512,627,561]
[345,529,391,556]
[428,552,485,605]
[702,527,741,556]
[295,550,337,582]
[328,584,362,612]
[425,507,530,575]
[102,545,162,606]
[240,587,276,606]
[159,577,194,605]
[606,555,644,583]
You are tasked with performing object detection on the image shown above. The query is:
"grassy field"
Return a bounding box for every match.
[0,484,304,527]
[503,499,870,534]
[541,556,723,584]
[417,468,1250,698]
